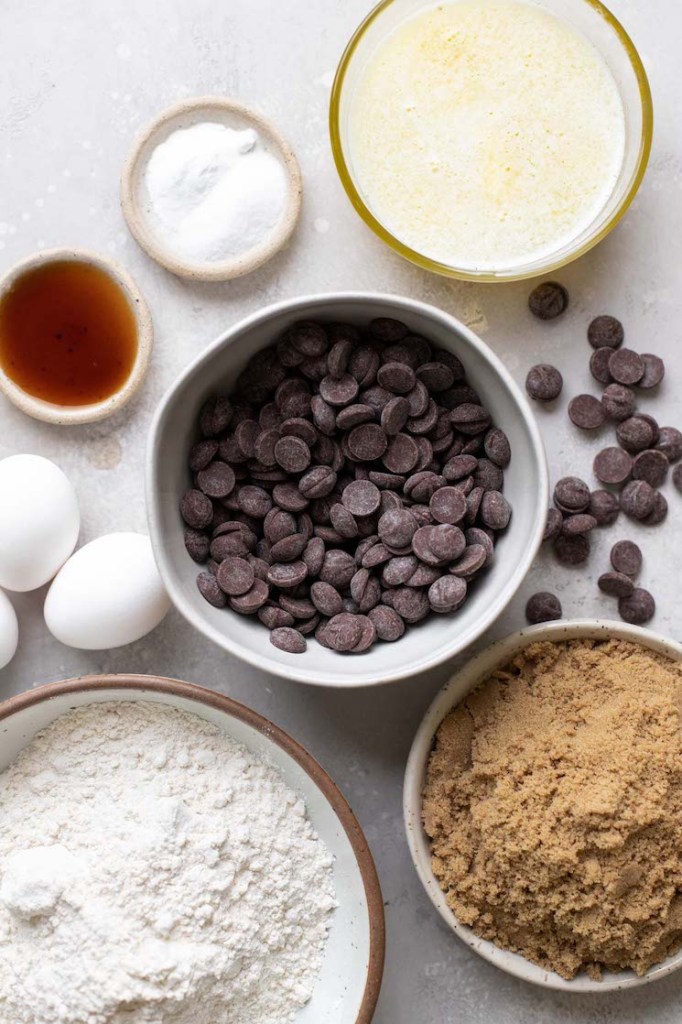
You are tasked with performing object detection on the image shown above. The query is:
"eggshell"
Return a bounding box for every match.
[0,590,18,670]
[0,454,80,592]
[44,533,171,649]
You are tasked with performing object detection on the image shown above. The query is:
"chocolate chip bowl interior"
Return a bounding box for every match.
[147,295,548,686]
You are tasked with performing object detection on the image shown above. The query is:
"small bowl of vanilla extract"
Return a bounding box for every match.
[0,249,152,425]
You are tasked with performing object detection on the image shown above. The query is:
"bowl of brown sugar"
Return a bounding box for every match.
[404,620,682,991]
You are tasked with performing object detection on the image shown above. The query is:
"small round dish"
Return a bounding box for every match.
[0,248,152,425]
[330,0,653,282]
[404,618,682,992]
[0,674,385,1023]
[121,97,303,282]
[146,291,548,688]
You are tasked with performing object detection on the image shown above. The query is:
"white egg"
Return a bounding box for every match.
[0,454,80,592]
[44,533,171,650]
[0,590,18,670]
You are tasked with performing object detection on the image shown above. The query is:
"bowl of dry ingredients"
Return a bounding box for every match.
[147,292,548,687]
[404,620,682,990]
[0,675,384,1024]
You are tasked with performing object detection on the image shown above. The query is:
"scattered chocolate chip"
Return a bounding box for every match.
[618,588,655,625]
[609,349,645,386]
[561,513,597,536]
[620,479,657,520]
[643,491,668,526]
[587,315,624,350]
[616,416,655,454]
[569,394,606,430]
[639,354,665,390]
[554,477,590,513]
[529,281,568,320]
[525,364,563,402]
[525,591,562,624]
[593,447,633,486]
[598,572,634,598]
[656,427,682,464]
[631,449,669,488]
[610,540,642,577]
[543,508,563,542]
[601,383,636,422]
[554,533,590,566]
[589,347,614,385]
[588,490,620,526]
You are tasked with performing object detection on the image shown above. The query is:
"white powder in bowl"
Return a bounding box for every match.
[0,701,336,1024]
[143,122,289,264]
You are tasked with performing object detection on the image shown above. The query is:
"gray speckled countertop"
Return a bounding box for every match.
[1,0,682,1020]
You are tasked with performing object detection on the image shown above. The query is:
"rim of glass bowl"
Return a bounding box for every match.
[329,0,653,283]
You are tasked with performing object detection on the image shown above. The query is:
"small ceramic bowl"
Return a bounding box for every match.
[147,292,548,688]
[330,0,652,282]
[0,674,385,1023]
[0,248,152,425]
[404,619,682,991]
[121,96,303,281]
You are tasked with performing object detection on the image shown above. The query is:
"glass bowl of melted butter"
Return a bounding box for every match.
[330,0,652,282]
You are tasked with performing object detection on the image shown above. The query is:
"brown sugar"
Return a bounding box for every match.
[423,639,682,979]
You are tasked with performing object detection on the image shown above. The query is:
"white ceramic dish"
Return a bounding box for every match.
[404,618,682,992]
[121,96,302,281]
[0,248,152,425]
[0,674,385,1023]
[146,292,548,688]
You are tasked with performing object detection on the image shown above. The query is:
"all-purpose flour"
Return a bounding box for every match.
[0,701,336,1024]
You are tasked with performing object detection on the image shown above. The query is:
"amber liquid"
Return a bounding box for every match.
[0,260,138,406]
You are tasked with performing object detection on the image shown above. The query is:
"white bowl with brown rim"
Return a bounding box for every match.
[0,248,152,425]
[0,673,385,1022]
[120,96,302,281]
[404,618,682,992]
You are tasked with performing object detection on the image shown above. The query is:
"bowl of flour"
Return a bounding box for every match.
[0,675,384,1024]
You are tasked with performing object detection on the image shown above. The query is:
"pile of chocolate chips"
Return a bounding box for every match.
[523,282,678,626]
[180,317,512,654]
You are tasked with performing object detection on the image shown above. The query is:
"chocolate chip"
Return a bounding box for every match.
[429,486,467,525]
[610,540,642,577]
[449,404,491,435]
[298,466,337,500]
[273,436,311,474]
[598,572,635,598]
[588,490,620,526]
[368,605,405,642]
[229,578,269,613]
[327,338,352,379]
[273,482,310,511]
[184,528,209,563]
[382,556,419,587]
[390,587,430,623]
[480,491,511,530]
[329,503,358,539]
[197,571,227,608]
[350,616,377,652]
[588,315,624,350]
[589,348,614,385]
[593,447,632,486]
[346,423,387,462]
[428,575,467,613]
[643,491,668,526]
[528,281,568,320]
[181,489,213,529]
[324,612,364,651]
[377,361,416,394]
[302,537,325,577]
[428,524,467,562]
[616,416,655,454]
[200,395,233,436]
[656,427,682,464]
[639,354,665,390]
[319,549,356,588]
[369,317,408,343]
[216,557,255,596]
[378,509,418,549]
[443,454,478,482]
[609,349,645,386]
[383,433,419,474]
[381,396,411,435]
[319,373,359,407]
[561,513,597,536]
[258,604,295,629]
[568,394,606,430]
[449,544,487,578]
[267,561,308,589]
[342,480,381,517]
[554,533,590,566]
[621,480,656,520]
[483,428,511,468]
[601,383,636,422]
[270,533,308,562]
[416,362,455,392]
[237,485,272,519]
[543,508,563,542]
[632,449,668,488]
[618,588,655,625]
[278,595,316,620]
[189,440,219,472]
[525,364,563,402]
[270,627,306,653]
[554,477,590,513]
[525,592,562,624]
[197,461,236,498]
[674,463,682,494]
[310,581,344,618]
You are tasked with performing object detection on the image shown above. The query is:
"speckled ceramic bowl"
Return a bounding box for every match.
[0,674,385,1023]
[404,619,682,991]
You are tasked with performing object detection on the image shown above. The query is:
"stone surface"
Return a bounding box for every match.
[1,1,681,1020]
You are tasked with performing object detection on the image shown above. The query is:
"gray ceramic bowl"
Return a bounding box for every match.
[147,293,548,687]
